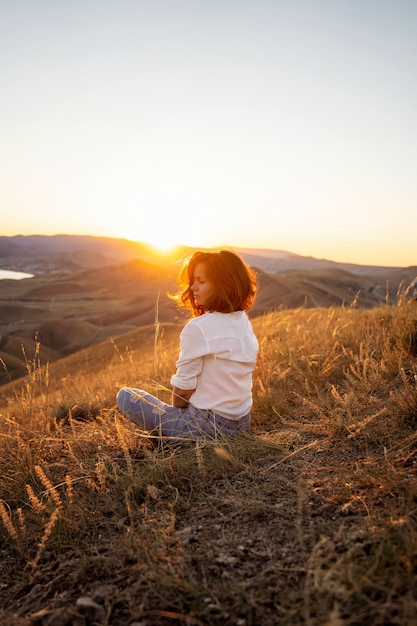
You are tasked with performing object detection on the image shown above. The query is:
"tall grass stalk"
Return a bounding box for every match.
[0,500,18,540]
[28,507,62,571]
[154,290,161,391]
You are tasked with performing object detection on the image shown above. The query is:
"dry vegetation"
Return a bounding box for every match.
[1,298,417,626]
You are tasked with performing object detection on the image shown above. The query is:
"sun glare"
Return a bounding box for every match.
[154,240,179,252]
[140,231,218,254]
[144,235,180,253]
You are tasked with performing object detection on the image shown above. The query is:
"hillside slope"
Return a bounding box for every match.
[0,259,183,385]
[0,304,416,625]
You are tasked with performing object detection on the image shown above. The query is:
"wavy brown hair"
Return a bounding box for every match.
[176,250,257,316]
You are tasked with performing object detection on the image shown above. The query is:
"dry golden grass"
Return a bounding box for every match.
[0,301,416,625]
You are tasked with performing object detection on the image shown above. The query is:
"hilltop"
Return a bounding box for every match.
[0,303,416,625]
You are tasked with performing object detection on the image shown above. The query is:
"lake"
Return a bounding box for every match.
[0,269,34,280]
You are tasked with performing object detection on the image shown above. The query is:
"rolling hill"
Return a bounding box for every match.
[0,234,416,386]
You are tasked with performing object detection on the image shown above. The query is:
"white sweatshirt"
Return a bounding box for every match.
[170,311,258,419]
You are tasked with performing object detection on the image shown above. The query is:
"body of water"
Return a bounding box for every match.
[0,269,34,280]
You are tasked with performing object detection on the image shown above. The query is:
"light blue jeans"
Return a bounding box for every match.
[116,387,250,439]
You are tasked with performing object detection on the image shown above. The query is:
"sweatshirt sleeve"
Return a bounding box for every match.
[170,321,208,390]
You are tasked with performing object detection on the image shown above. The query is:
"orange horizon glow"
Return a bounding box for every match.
[0,226,416,269]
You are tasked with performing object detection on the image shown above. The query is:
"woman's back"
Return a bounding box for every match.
[171,311,258,418]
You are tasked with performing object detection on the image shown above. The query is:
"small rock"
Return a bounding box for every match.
[75,596,106,622]
[215,554,238,565]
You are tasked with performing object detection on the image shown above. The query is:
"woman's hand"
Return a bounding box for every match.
[172,387,194,408]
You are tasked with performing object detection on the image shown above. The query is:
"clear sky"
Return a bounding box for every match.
[1,0,416,267]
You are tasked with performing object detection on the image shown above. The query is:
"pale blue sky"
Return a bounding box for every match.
[1,0,416,266]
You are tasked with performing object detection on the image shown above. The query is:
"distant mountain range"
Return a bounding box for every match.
[0,234,416,387]
[0,233,413,276]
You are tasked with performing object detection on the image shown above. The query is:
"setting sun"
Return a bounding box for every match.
[146,237,179,253]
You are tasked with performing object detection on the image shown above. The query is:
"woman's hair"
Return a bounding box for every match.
[177,250,257,315]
